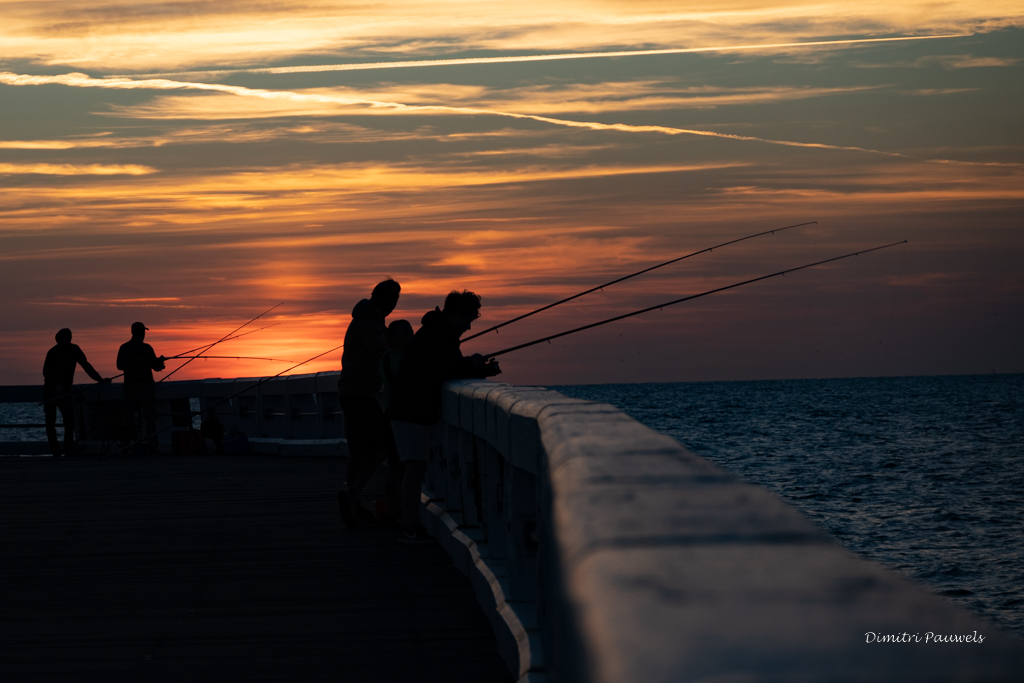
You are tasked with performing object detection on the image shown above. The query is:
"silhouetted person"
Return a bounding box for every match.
[378,319,414,522]
[388,290,500,543]
[117,322,166,453]
[42,328,111,457]
[337,278,401,528]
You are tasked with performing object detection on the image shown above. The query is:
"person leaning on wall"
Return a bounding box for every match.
[387,290,501,544]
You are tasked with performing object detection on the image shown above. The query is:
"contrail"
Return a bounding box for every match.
[116,34,966,79]
[1,70,1015,167]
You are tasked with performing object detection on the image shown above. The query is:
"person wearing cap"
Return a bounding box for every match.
[117,322,166,453]
[42,328,112,457]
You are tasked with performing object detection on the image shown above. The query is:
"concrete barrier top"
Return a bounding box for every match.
[442,380,1023,683]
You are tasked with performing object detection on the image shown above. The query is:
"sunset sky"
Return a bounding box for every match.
[2,1,1021,385]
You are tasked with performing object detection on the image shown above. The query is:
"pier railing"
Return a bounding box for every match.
[429,379,1022,683]
[0,373,346,456]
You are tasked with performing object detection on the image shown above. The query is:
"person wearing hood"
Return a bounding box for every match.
[337,277,401,528]
[42,328,112,457]
[388,289,501,543]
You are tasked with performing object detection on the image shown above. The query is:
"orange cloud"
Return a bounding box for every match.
[0,162,156,175]
[3,1,1021,72]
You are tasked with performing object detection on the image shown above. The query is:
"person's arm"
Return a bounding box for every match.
[74,346,109,383]
[473,354,501,378]
[149,346,166,372]
[116,344,127,372]
[446,342,499,380]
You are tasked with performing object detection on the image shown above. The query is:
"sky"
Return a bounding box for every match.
[1,1,1022,386]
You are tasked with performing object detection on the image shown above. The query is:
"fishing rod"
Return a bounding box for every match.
[37,325,284,406]
[485,240,907,358]
[38,374,123,406]
[171,322,282,358]
[166,355,295,362]
[103,342,344,459]
[463,220,817,343]
[160,302,284,383]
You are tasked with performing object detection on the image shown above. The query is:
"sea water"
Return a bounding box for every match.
[0,402,48,444]
[0,399,202,448]
[555,374,1024,638]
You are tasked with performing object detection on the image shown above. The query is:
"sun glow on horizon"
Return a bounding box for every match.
[1,1,1021,384]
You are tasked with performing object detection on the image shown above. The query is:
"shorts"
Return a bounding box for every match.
[390,419,437,462]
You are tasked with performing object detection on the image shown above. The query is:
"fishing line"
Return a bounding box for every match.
[39,323,284,407]
[171,323,282,358]
[102,343,344,459]
[485,241,907,358]
[463,220,816,343]
[37,323,285,412]
[160,303,284,382]
[166,355,295,362]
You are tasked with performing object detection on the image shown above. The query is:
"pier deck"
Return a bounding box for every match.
[0,455,512,682]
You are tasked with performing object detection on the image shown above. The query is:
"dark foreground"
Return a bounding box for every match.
[0,456,512,682]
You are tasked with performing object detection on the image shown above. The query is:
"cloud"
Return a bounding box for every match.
[0,122,386,148]
[3,0,1021,72]
[855,53,1020,69]
[102,81,882,122]
[121,34,966,78]
[0,70,967,164]
[941,55,1019,68]
[903,88,980,96]
[0,162,157,175]
[466,83,882,115]
[35,296,193,308]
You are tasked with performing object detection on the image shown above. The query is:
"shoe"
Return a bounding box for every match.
[398,526,433,544]
[337,490,357,529]
[356,505,377,524]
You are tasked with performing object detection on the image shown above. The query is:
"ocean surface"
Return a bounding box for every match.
[555,374,1024,639]
[0,402,51,443]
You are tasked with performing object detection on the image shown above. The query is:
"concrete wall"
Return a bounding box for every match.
[429,379,1022,683]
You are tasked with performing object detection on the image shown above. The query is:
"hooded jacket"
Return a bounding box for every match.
[388,308,487,425]
[44,342,103,387]
[338,298,389,397]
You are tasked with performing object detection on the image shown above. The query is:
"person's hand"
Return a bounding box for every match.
[100,377,113,384]
[483,360,501,377]
[470,353,487,370]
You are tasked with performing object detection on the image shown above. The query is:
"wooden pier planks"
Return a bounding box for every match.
[0,456,512,682]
